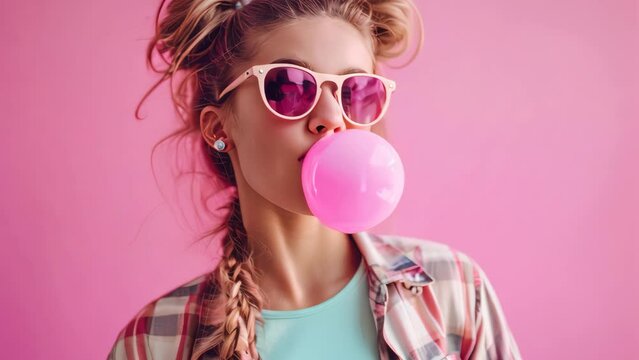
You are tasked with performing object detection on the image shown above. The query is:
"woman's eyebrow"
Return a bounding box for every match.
[270,58,369,75]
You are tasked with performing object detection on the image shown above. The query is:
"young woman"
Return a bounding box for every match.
[108,0,522,359]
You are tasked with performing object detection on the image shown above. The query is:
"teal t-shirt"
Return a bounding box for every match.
[255,258,380,360]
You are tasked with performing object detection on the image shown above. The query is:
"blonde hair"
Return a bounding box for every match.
[137,0,423,359]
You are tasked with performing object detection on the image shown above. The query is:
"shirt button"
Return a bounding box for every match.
[401,281,423,295]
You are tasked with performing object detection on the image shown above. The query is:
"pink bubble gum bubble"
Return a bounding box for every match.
[301,129,405,233]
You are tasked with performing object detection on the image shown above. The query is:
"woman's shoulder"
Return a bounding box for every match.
[365,232,481,276]
[367,232,523,359]
[107,271,214,359]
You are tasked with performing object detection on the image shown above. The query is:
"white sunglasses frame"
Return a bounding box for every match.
[217,63,397,127]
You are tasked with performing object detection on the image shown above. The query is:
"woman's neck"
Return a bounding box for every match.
[241,203,362,311]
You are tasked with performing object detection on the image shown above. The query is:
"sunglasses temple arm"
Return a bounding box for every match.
[218,68,255,100]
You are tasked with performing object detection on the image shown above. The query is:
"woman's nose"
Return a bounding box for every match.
[307,82,347,134]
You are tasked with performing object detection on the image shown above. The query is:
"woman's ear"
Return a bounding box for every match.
[200,105,234,152]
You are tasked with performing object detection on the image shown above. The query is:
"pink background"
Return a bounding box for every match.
[1,0,637,359]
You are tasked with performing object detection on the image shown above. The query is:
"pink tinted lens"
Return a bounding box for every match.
[342,76,387,124]
[264,67,317,117]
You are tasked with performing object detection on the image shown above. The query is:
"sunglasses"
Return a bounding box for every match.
[217,63,397,127]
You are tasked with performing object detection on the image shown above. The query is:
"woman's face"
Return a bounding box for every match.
[202,16,375,216]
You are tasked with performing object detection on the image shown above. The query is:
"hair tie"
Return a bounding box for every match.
[235,0,251,10]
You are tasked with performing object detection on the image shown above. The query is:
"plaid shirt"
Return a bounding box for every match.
[108,232,522,360]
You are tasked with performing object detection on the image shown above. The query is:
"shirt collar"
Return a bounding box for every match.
[351,231,433,288]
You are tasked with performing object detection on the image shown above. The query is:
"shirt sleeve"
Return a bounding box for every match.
[106,328,125,360]
[106,325,139,360]
[467,260,523,360]
[105,316,152,360]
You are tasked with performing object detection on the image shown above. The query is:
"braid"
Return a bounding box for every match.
[192,197,265,360]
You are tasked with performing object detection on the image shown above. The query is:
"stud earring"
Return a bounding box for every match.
[213,138,226,152]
